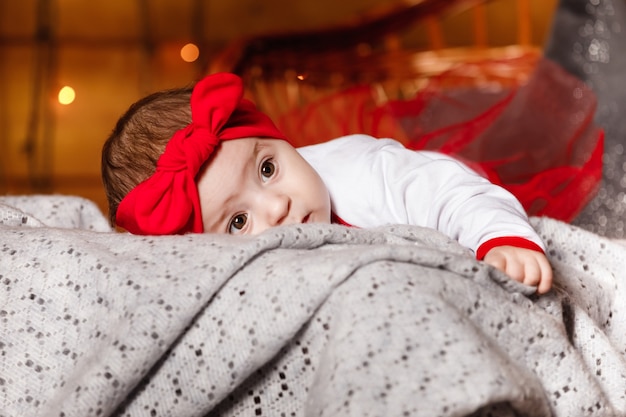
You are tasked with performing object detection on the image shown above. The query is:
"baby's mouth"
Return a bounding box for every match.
[302,214,311,224]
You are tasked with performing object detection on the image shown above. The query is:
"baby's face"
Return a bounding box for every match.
[197,138,331,235]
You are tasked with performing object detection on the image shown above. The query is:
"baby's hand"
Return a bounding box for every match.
[483,246,553,294]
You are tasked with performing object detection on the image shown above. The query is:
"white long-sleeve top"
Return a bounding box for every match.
[297,134,545,258]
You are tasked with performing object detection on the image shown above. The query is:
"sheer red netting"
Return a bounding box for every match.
[274,56,603,222]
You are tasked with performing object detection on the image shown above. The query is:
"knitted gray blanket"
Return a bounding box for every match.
[1,195,626,417]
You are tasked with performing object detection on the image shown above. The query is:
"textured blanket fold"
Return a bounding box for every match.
[1,195,626,417]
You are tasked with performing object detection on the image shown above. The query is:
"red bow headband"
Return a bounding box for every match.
[116,73,288,235]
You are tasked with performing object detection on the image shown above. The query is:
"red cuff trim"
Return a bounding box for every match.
[476,237,544,260]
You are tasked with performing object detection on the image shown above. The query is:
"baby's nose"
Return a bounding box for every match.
[265,192,291,226]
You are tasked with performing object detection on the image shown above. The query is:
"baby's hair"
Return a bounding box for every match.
[101,86,193,226]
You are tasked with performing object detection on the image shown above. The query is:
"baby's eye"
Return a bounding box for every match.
[260,159,275,181]
[228,213,248,234]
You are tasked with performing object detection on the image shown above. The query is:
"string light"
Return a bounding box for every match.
[180,43,200,63]
[58,85,75,105]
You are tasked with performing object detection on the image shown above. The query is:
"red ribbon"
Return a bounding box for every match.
[116,73,287,235]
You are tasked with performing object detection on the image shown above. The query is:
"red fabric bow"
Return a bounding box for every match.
[116,73,288,235]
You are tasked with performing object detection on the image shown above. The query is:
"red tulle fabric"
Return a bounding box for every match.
[275,56,603,222]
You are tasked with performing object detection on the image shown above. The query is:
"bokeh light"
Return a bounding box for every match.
[58,86,76,105]
[180,43,200,62]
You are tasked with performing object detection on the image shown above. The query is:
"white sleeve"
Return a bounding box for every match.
[298,134,544,254]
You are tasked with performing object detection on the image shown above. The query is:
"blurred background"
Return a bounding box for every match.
[0,0,556,217]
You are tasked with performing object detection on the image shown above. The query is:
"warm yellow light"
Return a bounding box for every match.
[180,43,200,63]
[58,86,75,105]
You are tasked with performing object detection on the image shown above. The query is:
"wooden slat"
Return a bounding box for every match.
[472,3,488,47]
[426,15,445,50]
[516,0,532,46]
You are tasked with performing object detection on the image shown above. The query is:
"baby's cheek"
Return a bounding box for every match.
[322,192,332,224]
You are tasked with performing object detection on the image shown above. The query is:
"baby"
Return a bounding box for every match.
[102,72,553,294]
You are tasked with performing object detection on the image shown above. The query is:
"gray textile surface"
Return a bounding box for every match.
[1,196,626,417]
[545,0,626,237]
